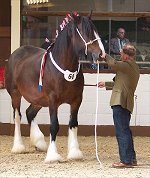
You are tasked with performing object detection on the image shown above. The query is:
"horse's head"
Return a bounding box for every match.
[54,12,105,63]
[71,13,106,63]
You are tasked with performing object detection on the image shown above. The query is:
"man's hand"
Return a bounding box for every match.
[98,81,105,88]
[96,53,106,63]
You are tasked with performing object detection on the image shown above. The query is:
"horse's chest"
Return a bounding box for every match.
[58,83,80,95]
[55,81,83,100]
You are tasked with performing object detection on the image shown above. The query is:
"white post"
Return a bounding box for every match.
[10,0,20,124]
[11,0,20,53]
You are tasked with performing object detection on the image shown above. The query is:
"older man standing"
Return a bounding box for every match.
[98,44,140,168]
[110,28,129,55]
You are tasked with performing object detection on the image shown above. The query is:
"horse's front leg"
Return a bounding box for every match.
[67,103,83,160]
[45,106,62,163]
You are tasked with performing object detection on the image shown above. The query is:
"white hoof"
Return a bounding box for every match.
[67,148,83,160]
[34,139,47,152]
[11,144,25,153]
[44,153,62,163]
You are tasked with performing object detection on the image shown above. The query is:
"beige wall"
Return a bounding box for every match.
[0,73,150,126]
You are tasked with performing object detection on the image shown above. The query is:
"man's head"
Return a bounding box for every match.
[121,44,136,61]
[117,28,126,39]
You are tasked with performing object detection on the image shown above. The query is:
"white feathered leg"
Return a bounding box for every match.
[11,110,25,153]
[30,120,47,151]
[44,135,62,163]
[67,127,83,160]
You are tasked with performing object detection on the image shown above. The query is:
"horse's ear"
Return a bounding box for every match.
[72,12,80,24]
[88,10,93,20]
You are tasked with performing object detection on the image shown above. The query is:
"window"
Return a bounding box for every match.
[21,0,150,73]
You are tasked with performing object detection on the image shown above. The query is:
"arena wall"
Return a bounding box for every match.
[0,73,149,136]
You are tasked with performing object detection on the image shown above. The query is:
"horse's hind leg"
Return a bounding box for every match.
[67,102,83,160]
[26,104,47,151]
[11,92,25,153]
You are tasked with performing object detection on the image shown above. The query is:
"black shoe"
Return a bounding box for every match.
[132,159,137,166]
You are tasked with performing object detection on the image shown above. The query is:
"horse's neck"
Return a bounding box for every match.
[51,42,79,70]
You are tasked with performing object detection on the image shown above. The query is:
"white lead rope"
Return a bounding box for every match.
[95,62,103,168]
[134,95,138,126]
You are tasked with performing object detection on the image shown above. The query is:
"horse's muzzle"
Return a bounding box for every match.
[92,52,101,63]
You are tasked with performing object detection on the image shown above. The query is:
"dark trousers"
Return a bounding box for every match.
[112,105,136,164]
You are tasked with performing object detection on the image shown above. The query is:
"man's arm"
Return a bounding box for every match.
[105,54,129,72]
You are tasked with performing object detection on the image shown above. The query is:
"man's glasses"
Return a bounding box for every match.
[119,31,125,34]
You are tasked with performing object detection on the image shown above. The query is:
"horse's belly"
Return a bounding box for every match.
[24,95,49,107]
[20,87,49,107]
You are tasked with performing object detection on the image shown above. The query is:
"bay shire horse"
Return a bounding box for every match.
[5,13,105,162]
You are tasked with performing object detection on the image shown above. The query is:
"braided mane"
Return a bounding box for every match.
[55,12,79,38]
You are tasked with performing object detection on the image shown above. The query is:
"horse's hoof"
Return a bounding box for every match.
[44,153,62,163]
[34,140,48,152]
[67,149,83,160]
[11,144,25,153]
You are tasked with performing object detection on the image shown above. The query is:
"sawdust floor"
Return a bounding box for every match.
[0,136,150,178]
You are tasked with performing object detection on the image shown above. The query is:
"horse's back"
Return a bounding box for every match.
[8,45,45,64]
[5,45,45,93]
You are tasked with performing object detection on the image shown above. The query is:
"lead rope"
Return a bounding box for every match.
[134,95,138,126]
[95,62,103,168]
